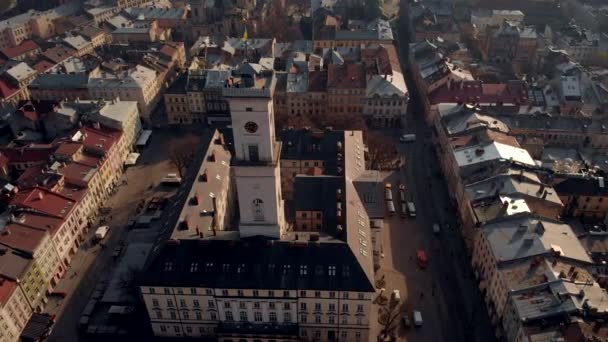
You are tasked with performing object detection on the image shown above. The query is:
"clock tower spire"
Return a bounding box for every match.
[223,66,285,239]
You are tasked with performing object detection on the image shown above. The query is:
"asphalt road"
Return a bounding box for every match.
[378,1,497,341]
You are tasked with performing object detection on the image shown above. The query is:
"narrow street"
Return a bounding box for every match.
[371,0,497,340]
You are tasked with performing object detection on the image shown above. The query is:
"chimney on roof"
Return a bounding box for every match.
[537,184,545,195]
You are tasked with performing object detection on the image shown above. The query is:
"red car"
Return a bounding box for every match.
[416,250,428,269]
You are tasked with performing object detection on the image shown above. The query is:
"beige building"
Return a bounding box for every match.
[0,275,33,342]
[88,65,162,123]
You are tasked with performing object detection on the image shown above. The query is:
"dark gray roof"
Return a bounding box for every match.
[165,73,187,95]
[141,239,375,292]
[294,175,343,236]
[29,73,89,89]
[278,128,343,174]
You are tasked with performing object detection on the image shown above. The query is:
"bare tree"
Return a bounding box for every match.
[366,131,398,170]
[168,136,198,178]
[378,294,402,340]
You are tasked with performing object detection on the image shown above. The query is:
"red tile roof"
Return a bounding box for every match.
[430,80,529,105]
[42,46,76,64]
[33,60,56,73]
[54,142,82,158]
[81,127,119,154]
[57,183,87,202]
[327,63,366,89]
[11,212,64,236]
[11,186,76,219]
[308,70,328,92]
[0,277,17,306]
[75,154,101,167]
[0,40,40,59]
[361,44,401,76]
[59,161,97,186]
[0,144,56,164]
[0,78,19,99]
[0,223,46,254]
[16,164,47,188]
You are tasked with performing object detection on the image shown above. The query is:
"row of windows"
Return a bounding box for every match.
[149,287,365,299]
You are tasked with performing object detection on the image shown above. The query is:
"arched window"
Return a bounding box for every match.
[252,199,264,221]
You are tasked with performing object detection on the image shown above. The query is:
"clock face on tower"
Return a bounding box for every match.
[244,121,258,133]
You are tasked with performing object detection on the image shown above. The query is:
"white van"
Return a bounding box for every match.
[95,226,109,240]
[387,201,396,216]
[407,202,416,217]
[385,188,393,201]
[399,134,416,142]
[413,310,423,327]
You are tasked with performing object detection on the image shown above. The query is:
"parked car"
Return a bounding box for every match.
[416,249,427,269]
[387,200,396,216]
[413,310,423,327]
[433,223,440,235]
[407,202,416,217]
[161,173,182,186]
[399,134,416,142]
[400,203,407,218]
[402,313,411,328]
[385,188,393,201]
[94,226,109,241]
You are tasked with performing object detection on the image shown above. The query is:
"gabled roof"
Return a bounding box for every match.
[0,40,40,59]
[11,186,76,219]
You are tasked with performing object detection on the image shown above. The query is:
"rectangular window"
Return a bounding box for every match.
[225,311,233,321]
[301,314,307,323]
[239,311,247,321]
[357,304,363,313]
[314,291,321,298]
[254,311,262,322]
[314,303,321,311]
[195,311,202,320]
[253,290,259,297]
[193,300,200,307]
[208,300,214,308]
[254,302,260,309]
[269,302,276,310]
[269,311,277,322]
[284,312,292,322]
[224,302,231,308]
[237,290,244,296]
